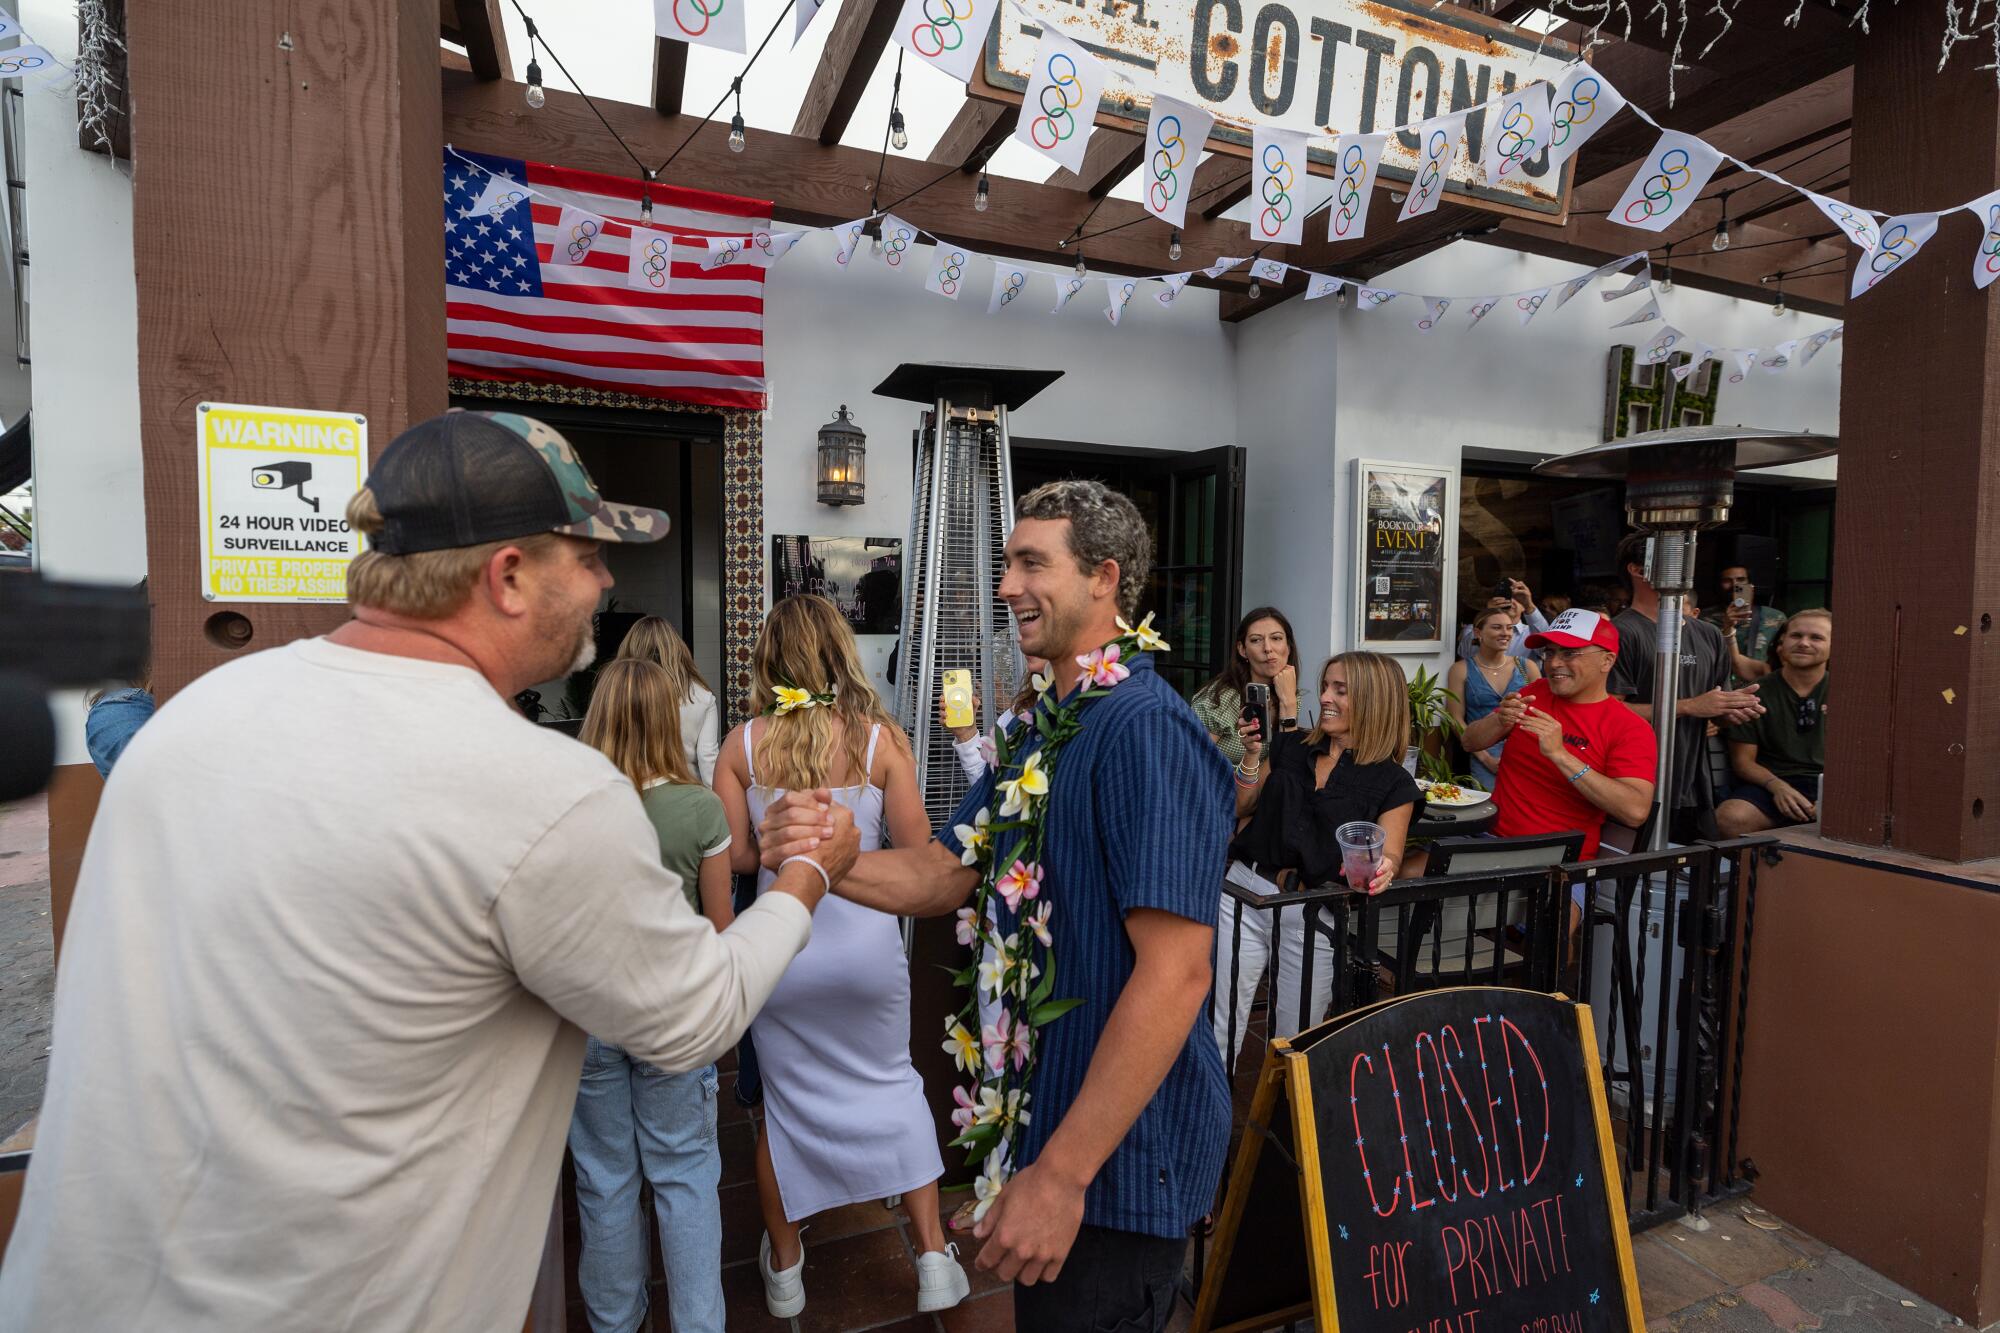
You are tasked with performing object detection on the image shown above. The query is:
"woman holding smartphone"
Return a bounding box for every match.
[1192,607,1300,768]
[1210,652,1423,1069]
[1448,605,1540,791]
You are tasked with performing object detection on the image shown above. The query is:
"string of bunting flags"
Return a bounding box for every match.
[447,136,1842,378]
[0,9,66,83]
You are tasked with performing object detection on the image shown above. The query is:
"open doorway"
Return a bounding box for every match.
[452,395,727,722]
[1010,439,1245,699]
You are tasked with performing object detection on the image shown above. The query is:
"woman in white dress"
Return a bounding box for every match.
[714,595,967,1319]
[616,616,721,786]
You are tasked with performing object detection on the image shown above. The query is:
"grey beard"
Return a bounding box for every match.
[568,631,598,676]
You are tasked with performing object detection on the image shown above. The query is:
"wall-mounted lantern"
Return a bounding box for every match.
[816,404,866,507]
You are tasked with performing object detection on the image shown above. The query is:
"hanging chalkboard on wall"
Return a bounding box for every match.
[1194,988,1644,1333]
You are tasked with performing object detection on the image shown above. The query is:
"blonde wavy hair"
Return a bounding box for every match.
[616,615,712,704]
[344,486,562,619]
[581,658,698,788]
[1308,651,1411,767]
[750,594,901,790]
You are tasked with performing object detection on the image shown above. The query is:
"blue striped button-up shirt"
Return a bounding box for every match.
[939,653,1233,1239]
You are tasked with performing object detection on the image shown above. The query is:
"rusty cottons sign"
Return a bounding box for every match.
[976,0,1578,219]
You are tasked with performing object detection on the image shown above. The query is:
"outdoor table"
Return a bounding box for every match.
[1411,797,1498,841]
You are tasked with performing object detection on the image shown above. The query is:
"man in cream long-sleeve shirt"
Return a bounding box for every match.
[0,412,855,1331]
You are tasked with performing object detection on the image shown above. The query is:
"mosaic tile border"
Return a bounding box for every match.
[447,379,764,724]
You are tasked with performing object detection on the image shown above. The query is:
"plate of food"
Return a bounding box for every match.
[1417,778,1492,808]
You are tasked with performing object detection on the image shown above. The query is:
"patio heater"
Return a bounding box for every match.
[1535,425,1836,850]
[875,362,1063,826]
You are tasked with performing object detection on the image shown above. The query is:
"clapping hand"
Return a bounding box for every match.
[1690,683,1764,726]
[1517,706,1568,761]
[1491,691,1529,731]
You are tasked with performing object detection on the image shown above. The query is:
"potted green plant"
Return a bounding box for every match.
[1405,663,1464,785]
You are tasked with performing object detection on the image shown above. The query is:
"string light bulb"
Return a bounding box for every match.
[1248,278,1262,300]
[1772,285,1787,316]
[1074,254,1087,277]
[639,169,655,225]
[890,108,908,152]
[974,170,990,212]
[1169,230,1182,262]
[728,112,746,153]
[1711,194,1732,252]
[1335,283,1349,309]
[1658,245,1675,292]
[525,56,545,109]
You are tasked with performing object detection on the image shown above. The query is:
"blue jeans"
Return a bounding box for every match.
[568,1039,724,1333]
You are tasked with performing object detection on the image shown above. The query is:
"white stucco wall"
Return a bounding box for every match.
[20,0,145,764]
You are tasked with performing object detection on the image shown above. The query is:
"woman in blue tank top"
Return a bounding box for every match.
[1448,604,1541,790]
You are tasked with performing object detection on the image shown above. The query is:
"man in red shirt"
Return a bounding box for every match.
[1461,607,1657,861]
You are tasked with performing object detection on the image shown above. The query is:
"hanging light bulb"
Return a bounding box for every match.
[1658,245,1674,292]
[974,171,990,212]
[1248,279,1262,300]
[890,108,909,152]
[1169,230,1182,262]
[1711,195,1732,252]
[1074,254,1087,277]
[1772,287,1787,316]
[728,112,746,153]
[639,169,655,225]
[525,56,546,109]
[1335,283,1349,309]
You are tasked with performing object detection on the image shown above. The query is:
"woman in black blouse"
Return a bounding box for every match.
[1209,651,1424,1067]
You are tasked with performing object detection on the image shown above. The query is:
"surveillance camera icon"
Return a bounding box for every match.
[250,459,319,512]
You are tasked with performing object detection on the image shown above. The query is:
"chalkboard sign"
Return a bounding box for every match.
[1194,988,1643,1333]
[1353,460,1456,654]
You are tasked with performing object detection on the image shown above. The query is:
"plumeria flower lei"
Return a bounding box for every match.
[767,682,837,716]
[939,616,1169,1203]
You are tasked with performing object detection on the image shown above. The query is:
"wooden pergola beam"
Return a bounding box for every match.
[445,73,1252,278]
[927,99,1017,171]
[793,0,899,145]
[1193,155,1253,220]
[1046,128,1144,198]
[652,39,689,118]
[449,0,511,81]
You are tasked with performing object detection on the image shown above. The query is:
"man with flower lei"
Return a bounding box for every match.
[758,481,1233,1333]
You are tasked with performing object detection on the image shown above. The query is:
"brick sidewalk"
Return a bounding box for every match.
[0,795,52,1140]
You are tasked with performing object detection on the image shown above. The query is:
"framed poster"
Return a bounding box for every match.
[770,534,903,634]
[1354,460,1457,653]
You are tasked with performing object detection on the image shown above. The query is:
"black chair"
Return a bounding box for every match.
[1390,832,1586,981]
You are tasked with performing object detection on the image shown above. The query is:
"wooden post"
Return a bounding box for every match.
[1822,3,2000,860]
[126,1,448,697]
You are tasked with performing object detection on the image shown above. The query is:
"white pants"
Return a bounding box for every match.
[1210,863,1338,1071]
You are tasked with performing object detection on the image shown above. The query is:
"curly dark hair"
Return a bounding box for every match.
[1015,479,1153,620]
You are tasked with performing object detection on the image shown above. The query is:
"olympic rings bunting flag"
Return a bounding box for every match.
[1105,277,1138,326]
[1764,338,1801,373]
[625,225,677,293]
[545,206,608,267]
[1609,130,1723,233]
[1967,189,2000,290]
[1672,343,1717,383]
[1051,270,1088,313]
[894,0,992,84]
[1726,349,1757,383]
[1155,271,1194,307]
[926,244,972,300]
[1014,26,1107,175]
[1249,257,1289,285]
[1414,296,1452,332]
[705,229,801,270]
[1326,132,1387,244]
[469,170,532,227]
[1808,192,1882,254]
[1397,111,1468,222]
[1849,211,1939,299]
[1482,81,1552,186]
[653,0,745,54]
[0,44,58,79]
[988,260,1032,314]
[1637,325,1685,366]
[1251,125,1310,247]
[1557,253,1644,311]
[1516,286,1552,326]
[1602,270,1651,301]
[831,217,871,268]
[1303,275,1346,302]
[1141,94,1213,230]
[876,213,920,269]
[1611,294,1663,328]
[1797,326,1842,368]
[1545,62,1625,175]
[1465,296,1501,328]
[1201,256,1247,280]
[1355,286,1399,312]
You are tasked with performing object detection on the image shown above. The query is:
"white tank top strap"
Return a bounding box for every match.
[742,721,759,785]
[864,722,883,776]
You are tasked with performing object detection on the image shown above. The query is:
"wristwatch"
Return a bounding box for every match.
[1278,716,1299,732]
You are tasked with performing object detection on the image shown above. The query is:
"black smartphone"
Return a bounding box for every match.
[1492,579,1516,603]
[1241,682,1271,745]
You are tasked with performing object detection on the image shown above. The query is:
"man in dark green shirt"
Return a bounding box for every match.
[1718,609,1831,835]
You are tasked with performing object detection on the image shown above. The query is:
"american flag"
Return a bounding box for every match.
[444,148,772,411]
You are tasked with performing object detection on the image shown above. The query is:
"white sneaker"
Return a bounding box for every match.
[915,1243,970,1313]
[760,1230,806,1319]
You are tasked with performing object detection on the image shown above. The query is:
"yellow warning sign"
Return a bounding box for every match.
[196,402,369,604]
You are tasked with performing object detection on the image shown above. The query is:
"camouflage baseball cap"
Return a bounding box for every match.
[365,410,668,555]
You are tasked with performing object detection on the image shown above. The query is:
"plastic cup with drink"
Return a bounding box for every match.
[1335,820,1387,893]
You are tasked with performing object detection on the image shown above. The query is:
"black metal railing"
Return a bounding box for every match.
[1208,837,1770,1232]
